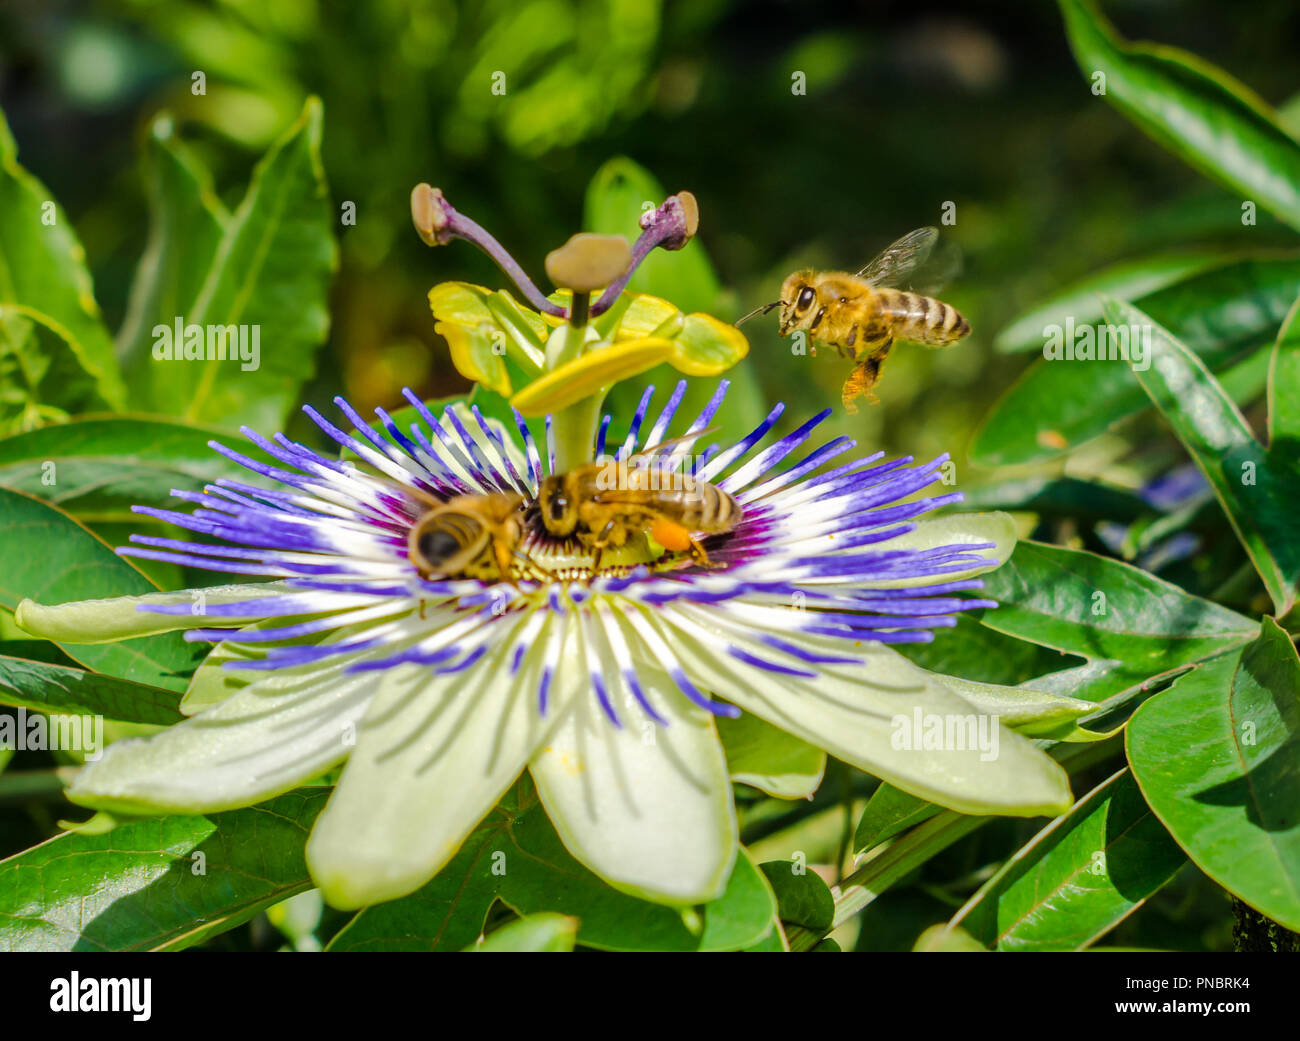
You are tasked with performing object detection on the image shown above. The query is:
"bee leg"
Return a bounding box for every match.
[841,355,882,413]
[589,520,618,573]
[511,547,553,582]
[687,536,717,568]
[418,599,427,620]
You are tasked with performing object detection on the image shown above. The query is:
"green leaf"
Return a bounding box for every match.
[0,488,204,690]
[1059,0,1300,231]
[469,913,578,952]
[995,249,1229,353]
[328,785,775,953]
[0,653,184,725]
[116,115,228,404]
[0,106,125,418]
[1109,296,1300,614]
[945,769,1185,950]
[169,97,337,430]
[1269,291,1300,448]
[897,614,1076,688]
[759,860,834,937]
[0,788,328,951]
[972,255,1300,466]
[1127,619,1300,930]
[0,416,268,522]
[717,711,826,799]
[978,541,1257,697]
[855,783,945,853]
[959,476,1150,525]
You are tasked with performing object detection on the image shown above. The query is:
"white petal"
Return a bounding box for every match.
[652,607,1072,817]
[306,614,577,909]
[66,651,381,814]
[529,638,737,905]
[860,511,1017,589]
[16,583,297,642]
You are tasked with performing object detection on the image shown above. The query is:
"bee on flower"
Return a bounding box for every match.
[17,186,1080,911]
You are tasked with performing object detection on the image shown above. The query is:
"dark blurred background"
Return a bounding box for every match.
[2,0,1298,466]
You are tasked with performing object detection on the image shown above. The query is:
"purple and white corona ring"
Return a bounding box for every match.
[17,379,1079,909]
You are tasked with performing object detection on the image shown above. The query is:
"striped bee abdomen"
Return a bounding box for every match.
[876,289,971,346]
[675,477,742,533]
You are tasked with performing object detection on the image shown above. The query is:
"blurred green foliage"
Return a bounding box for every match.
[3,0,1296,464]
[3,0,1300,954]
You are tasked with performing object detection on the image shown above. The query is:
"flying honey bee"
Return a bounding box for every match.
[407,491,530,582]
[739,227,970,412]
[536,433,741,570]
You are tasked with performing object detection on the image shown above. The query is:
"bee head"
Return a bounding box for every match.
[537,475,579,537]
[408,509,484,577]
[778,272,817,335]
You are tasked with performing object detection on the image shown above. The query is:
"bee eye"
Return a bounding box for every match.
[796,286,816,311]
[417,528,461,565]
[549,495,569,521]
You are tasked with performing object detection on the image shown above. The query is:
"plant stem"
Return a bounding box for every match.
[0,767,77,802]
[545,293,605,471]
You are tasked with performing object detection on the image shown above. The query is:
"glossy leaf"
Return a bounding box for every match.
[1059,0,1300,231]
[0,489,203,690]
[946,769,1185,950]
[995,249,1229,353]
[116,115,229,406]
[0,788,328,951]
[1127,619,1300,930]
[717,711,826,799]
[972,255,1300,466]
[1111,296,1300,614]
[1269,291,1300,447]
[0,416,266,522]
[0,107,124,417]
[978,540,1257,692]
[171,98,337,430]
[469,913,578,952]
[855,783,945,853]
[0,653,184,725]
[758,860,834,935]
[958,475,1150,525]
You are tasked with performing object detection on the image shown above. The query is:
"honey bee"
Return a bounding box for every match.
[739,227,970,412]
[537,434,741,570]
[407,491,529,581]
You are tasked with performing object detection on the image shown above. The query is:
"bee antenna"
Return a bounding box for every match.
[735,300,782,326]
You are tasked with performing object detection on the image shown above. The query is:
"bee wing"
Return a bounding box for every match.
[627,425,718,463]
[854,227,958,291]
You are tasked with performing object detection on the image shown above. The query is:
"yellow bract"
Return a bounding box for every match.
[428,281,749,414]
[427,282,551,395]
[510,337,678,416]
[434,319,511,396]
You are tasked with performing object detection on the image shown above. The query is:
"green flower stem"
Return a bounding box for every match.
[543,291,608,471]
[552,393,607,473]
